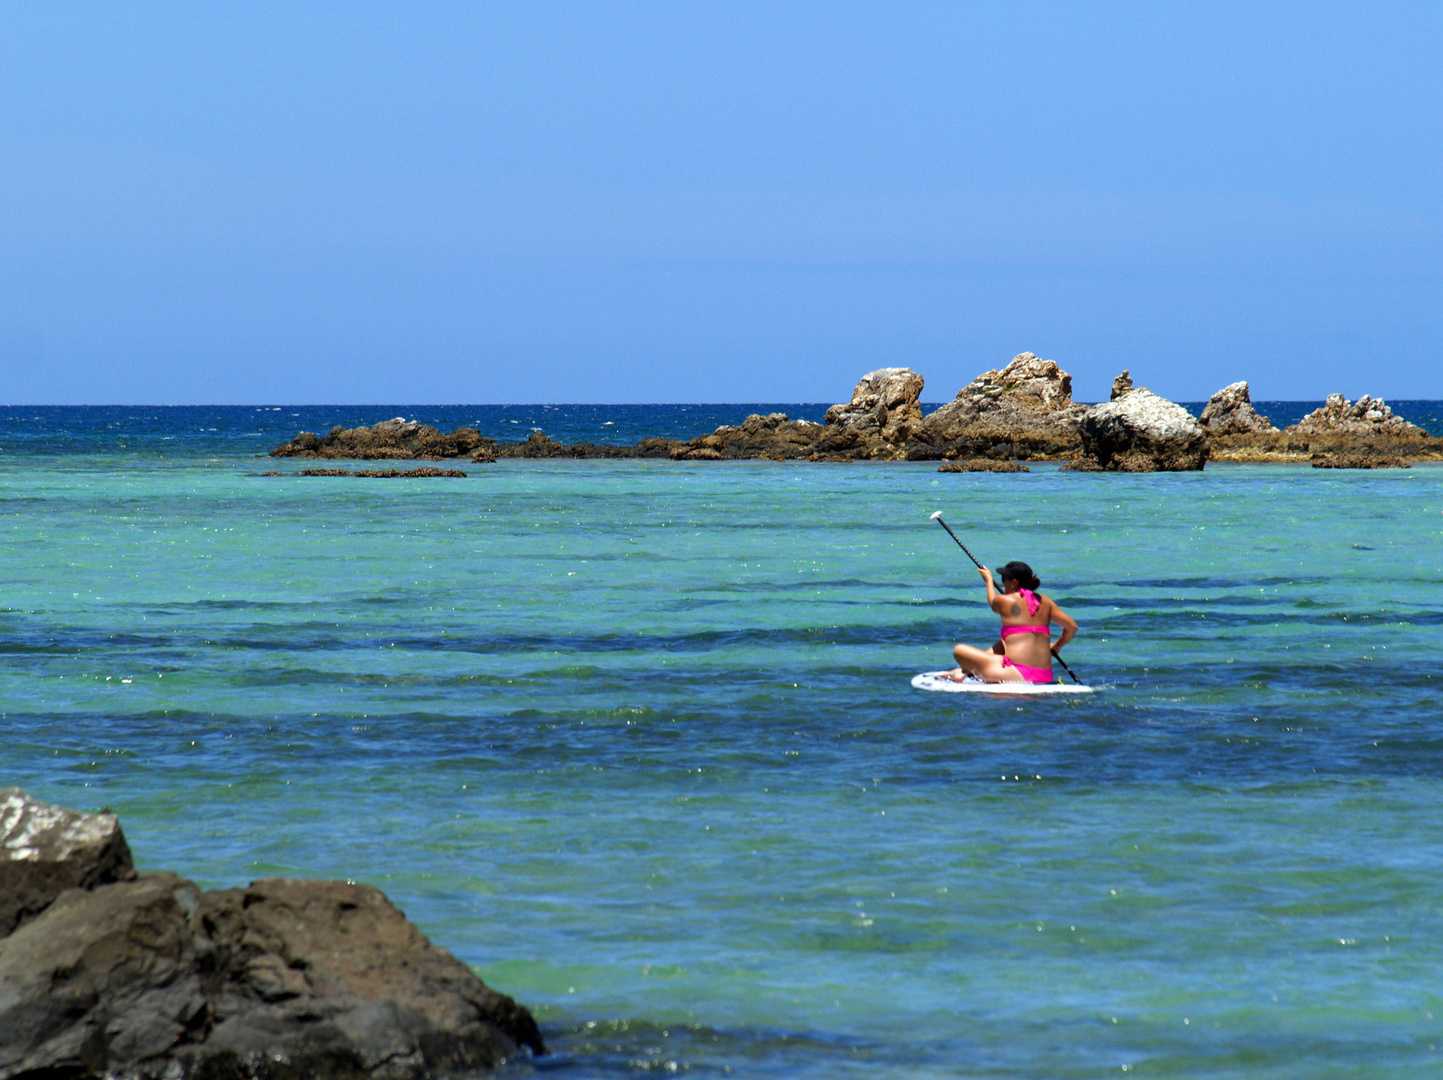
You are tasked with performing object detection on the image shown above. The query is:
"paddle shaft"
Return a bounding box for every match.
[932,515,987,572]
[931,513,1083,685]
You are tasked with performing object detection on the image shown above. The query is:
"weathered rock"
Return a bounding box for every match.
[1288,394,1427,437]
[913,353,1086,460]
[1311,451,1411,469]
[1071,387,1209,472]
[0,793,544,1080]
[192,878,544,1076]
[671,413,823,461]
[1,788,135,936]
[1110,370,1134,400]
[1200,381,1273,434]
[820,368,924,458]
[937,459,1030,473]
[271,419,494,461]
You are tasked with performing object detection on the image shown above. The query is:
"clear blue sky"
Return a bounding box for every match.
[2,2,1439,405]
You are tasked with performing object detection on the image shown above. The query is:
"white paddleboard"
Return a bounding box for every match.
[912,671,1095,695]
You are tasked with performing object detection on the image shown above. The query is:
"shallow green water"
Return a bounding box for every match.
[4,451,1443,1078]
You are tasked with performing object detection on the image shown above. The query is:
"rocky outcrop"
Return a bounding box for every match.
[937,459,1030,473]
[813,368,924,459]
[1070,384,1209,471]
[264,376,1441,469]
[671,413,823,461]
[1,787,136,936]
[0,791,543,1080]
[271,419,494,461]
[1311,451,1411,469]
[261,468,470,478]
[1209,391,1441,462]
[1200,381,1273,434]
[911,353,1086,460]
[1288,394,1426,437]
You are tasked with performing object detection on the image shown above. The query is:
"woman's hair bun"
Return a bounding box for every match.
[1001,561,1041,591]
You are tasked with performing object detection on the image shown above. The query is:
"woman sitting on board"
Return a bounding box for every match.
[946,561,1077,685]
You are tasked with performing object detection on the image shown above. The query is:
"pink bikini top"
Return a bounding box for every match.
[999,588,1046,638]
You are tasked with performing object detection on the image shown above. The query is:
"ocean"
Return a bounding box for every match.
[3,404,1442,1079]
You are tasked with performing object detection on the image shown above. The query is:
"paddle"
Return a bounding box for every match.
[929,511,1083,685]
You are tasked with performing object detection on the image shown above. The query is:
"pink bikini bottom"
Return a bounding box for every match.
[1001,657,1054,685]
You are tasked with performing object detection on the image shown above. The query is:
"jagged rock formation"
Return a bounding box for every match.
[813,368,925,459]
[1288,394,1426,437]
[671,413,824,461]
[0,790,543,1080]
[911,353,1086,460]
[1210,391,1441,462]
[1070,383,1209,471]
[1200,382,1273,434]
[1110,370,1133,400]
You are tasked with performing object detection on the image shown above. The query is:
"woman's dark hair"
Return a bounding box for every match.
[1000,561,1041,591]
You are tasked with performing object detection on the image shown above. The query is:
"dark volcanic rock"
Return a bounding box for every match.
[0,792,544,1080]
[1200,381,1273,434]
[1070,386,1209,472]
[0,787,135,936]
[937,459,1030,473]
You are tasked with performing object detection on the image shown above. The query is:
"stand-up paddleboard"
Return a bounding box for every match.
[912,671,1095,694]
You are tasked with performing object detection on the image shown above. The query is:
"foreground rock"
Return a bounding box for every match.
[1070,382,1209,471]
[1199,381,1273,434]
[0,790,543,1080]
[912,352,1086,461]
[1,787,136,936]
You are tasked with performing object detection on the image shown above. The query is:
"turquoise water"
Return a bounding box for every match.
[3,415,1443,1078]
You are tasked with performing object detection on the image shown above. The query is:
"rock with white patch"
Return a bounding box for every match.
[0,788,136,936]
[1072,386,1209,471]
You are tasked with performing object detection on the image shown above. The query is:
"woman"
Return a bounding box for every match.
[945,561,1077,684]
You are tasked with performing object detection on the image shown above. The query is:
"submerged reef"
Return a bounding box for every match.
[268,358,1443,472]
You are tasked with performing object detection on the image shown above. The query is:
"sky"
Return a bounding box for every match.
[2,2,1440,405]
